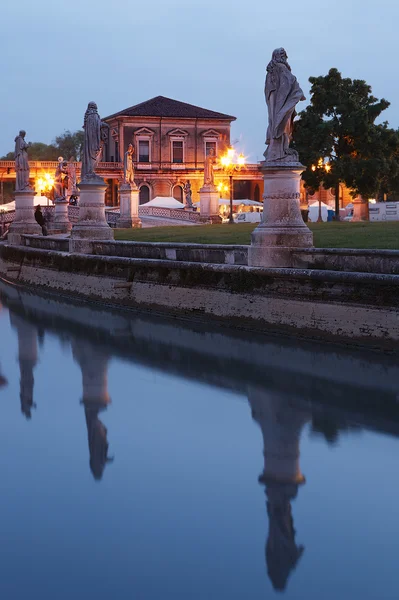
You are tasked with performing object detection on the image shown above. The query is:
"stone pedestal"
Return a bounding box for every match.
[352,196,369,222]
[117,183,142,228]
[53,197,72,233]
[8,189,41,245]
[248,163,313,268]
[69,177,114,253]
[199,184,221,223]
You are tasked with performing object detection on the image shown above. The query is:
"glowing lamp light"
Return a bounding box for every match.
[237,153,245,166]
[227,147,235,159]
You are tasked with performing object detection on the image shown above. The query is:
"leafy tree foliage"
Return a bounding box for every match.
[293,68,399,212]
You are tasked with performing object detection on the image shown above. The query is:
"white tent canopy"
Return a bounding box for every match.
[141,197,184,209]
[0,195,53,212]
[308,200,334,223]
[194,198,263,207]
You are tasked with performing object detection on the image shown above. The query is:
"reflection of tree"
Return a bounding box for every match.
[311,414,360,445]
[265,482,304,591]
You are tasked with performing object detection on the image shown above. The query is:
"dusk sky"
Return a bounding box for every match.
[2,0,398,161]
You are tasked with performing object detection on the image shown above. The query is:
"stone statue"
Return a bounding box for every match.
[54,157,68,199]
[67,158,77,195]
[124,143,135,185]
[81,101,109,180]
[184,180,193,207]
[264,48,305,163]
[204,147,216,186]
[14,130,31,191]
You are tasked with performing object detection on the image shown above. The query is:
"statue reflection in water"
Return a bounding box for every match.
[248,387,310,591]
[72,340,114,480]
[10,313,38,419]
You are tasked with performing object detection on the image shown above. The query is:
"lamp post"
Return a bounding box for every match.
[220,148,245,224]
[311,159,331,223]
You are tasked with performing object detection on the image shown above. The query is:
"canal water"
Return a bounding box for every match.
[0,280,398,600]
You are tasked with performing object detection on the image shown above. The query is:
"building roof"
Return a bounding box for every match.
[104,96,236,121]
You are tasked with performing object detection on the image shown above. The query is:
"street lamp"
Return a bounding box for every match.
[36,173,54,206]
[220,148,246,224]
[311,158,331,223]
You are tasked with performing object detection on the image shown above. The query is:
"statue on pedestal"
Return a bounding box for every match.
[204,147,216,186]
[184,180,193,207]
[264,48,305,163]
[54,157,68,199]
[67,158,78,195]
[124,143,135,186]
[81,102,109,180]
[14,130,32,191]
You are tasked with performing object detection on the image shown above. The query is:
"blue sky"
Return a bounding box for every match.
[1,0,398,161]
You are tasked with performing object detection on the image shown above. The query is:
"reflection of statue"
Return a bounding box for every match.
[54,157,68,199]
[10,314,38,420]
[183,180,193,207]
[265,482,304,591]
[124,144,135,185]
[263,48,305,163]
[85,404,113,480]
[81,102,109,180]
[248,388,309,592]
[204,147,216,186]
[14,130,31,191]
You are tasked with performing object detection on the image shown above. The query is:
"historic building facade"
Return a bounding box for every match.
[102,96,261,206]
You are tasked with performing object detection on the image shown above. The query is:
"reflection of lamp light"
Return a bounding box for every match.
[219,148,246,224]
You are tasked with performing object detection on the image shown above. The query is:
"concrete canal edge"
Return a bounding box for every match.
[0,241,398,350]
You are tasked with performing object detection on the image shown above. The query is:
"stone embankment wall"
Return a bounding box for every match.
[21,235,399,274]
[0,241,398,348]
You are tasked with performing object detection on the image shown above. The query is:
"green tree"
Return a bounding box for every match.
[293,68,398,216]
[1,130,84,161]
[54,130,84,161]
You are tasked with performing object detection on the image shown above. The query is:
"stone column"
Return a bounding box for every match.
[199,184,221,223]
[72,340,113,480]
[117,183,142,228]
[69,178,114,253]
[352,196,369,221]
[8,189,41,245]
[248,388,310,591]
[248,164,313,268]
[10,313,38,419]
[53,197,72,233]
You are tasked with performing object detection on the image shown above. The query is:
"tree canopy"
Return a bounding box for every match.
[1,130,84,161]
[293,68,399,206]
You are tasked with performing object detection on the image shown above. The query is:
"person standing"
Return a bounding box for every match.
[34,205,48,236]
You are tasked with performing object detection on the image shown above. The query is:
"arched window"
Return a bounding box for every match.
[139,185,150,205]
[173,185,183,203]
[254,184,260,203]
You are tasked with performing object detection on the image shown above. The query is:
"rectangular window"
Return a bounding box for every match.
[138,140,150,163]
[205,141,217,156]
[172,141,184,164]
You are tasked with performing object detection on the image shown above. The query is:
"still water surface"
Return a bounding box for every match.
[0,281,398,600]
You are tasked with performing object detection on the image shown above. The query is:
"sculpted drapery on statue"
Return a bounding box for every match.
[264,48,305,163]
[204,147,216,186]
[14,131,31,191]
[81,102,109,180]
[124,144,135,185]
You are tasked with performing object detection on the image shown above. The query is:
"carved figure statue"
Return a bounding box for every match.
[81,102,109,180]
[183,180,193,207]
[67,158,77,195]
[14,130,31,191]
[204,147,216,186]
[54,157,68,199]
[264,48,305,163]
[124,144,135,185]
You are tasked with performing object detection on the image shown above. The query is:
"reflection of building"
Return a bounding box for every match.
[72,341,113,480]
[248,388,310,592]
[10,314,38,419]
[103,96,262,206]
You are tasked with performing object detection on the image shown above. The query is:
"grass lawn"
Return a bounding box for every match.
[115,221,399,250]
